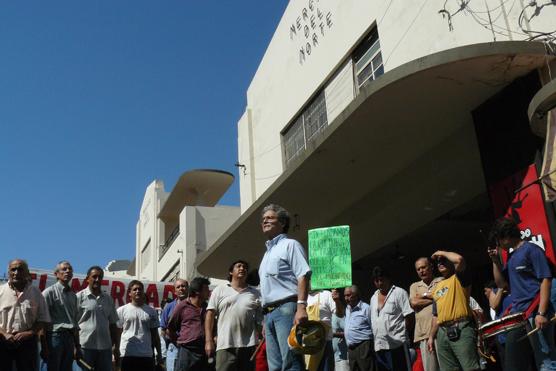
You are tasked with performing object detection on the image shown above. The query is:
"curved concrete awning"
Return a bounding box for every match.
[529,78,556,136]
[197,41,556,279]
[158,169,234,219]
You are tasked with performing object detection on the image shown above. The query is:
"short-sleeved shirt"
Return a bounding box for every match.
[207,284,262,350]
[117,303,159,357]
[160,299,178,330]
[43,281,78,332]
[259,234,311,306]
[504,241,553,313]
[369,286,413,351]
[76,287,119,350]
[432,272,473,324]
[168,299,206,346]
[0,282,50,334]
[331,314,348,362]
[409,277,442,342]
[307,290,337,340]
[344,301,373,347]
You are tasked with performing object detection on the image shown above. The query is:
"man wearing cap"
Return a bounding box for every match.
[427,251,479,371]
[344,285,376,371]
[41,260,81,371]
[205,260,262,371]
[409,257,441,371]
[160,278,188,371]
[369,266,414,371]
[259,203,311,371]
[0,258,51,371]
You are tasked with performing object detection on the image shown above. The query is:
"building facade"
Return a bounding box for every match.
[136,170,239,282]
[198,1,556,293]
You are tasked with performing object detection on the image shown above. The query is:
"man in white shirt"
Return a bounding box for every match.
[205,260,262,371]
[369,266,414,371]
[116,280,162,371]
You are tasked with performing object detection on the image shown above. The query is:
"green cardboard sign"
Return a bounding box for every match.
[308,225,352,290]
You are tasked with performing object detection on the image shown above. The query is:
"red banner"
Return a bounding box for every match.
[29,269,175,308]
[489,164,556,265]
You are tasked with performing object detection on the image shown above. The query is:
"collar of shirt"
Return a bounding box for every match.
[8,281,30,294]
[348,300,364,312]
[265,233,287,250]
[55,280,71,292]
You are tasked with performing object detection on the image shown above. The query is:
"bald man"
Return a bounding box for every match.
[0,259,51,371]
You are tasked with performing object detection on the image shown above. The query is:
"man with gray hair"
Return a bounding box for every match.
[0,259,51,371]
[259,203,311,371]
[41,260,81,371]
[344,285,376,371]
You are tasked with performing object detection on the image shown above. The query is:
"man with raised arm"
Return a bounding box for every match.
[427,251,479,371]
[259,203,311,371]
[489,217,556,371]
[0,259,51,371]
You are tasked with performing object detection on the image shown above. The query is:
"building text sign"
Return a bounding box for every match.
[308,225,352,290]
[289,0,333,65]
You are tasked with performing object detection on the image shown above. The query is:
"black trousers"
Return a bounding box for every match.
[347,340,377,371]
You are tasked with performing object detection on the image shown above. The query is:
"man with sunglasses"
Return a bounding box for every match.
[427,251,479,371]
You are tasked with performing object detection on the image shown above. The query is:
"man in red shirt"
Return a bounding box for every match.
[168,277,211,371]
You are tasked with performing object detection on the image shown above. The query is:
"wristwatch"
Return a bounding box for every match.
[538,311,548,318]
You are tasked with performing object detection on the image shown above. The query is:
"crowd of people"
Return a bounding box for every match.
[1,204,556,371]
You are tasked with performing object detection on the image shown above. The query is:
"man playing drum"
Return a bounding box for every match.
[489,217,556,371]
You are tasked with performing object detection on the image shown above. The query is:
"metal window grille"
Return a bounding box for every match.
[353,29,384,89]
[283,91,328,166]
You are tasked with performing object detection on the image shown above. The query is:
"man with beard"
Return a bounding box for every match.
[0,259,51,371]
[160,279,188,371]
[76,266,120,371]
[116,280,162,371]
[409,257,442,371]
[41,260,81,371]
[427,251,479,371]
[205,260,262,371]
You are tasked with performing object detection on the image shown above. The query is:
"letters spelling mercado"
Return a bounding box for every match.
[308,225,352,290]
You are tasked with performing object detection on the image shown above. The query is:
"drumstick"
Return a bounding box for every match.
[77,358,94,371]
[250,340,265,361]
[517,315,556,342]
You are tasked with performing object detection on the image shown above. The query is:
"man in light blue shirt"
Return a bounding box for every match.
[344,285,376,371]
[259,204,311,371]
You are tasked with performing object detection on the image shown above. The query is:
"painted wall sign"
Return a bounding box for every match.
[29,269,175,308]
[308,225,352,290]
[289,0,333,65]
[489,164,556,265]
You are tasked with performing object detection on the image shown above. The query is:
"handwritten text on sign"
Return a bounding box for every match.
[308,225,351,290]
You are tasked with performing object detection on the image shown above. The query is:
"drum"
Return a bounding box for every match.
[479,312,527,339]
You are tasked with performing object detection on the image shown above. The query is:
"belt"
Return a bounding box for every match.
[439,317,472,328]
[348,339,371,350]
[263,295,297,314]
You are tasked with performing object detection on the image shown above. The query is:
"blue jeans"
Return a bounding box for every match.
[81,348,113,371]
[47,331,75,371]
[264,301,304,371]
[166,343,178,371]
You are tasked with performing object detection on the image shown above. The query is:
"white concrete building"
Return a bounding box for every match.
[198,1,556,290]
[135,170,239,282]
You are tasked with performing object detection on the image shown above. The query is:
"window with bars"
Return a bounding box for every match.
[353,28,384,90]
[283,91,328,165]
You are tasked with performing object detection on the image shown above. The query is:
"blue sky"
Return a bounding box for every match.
[0,1,288,276]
